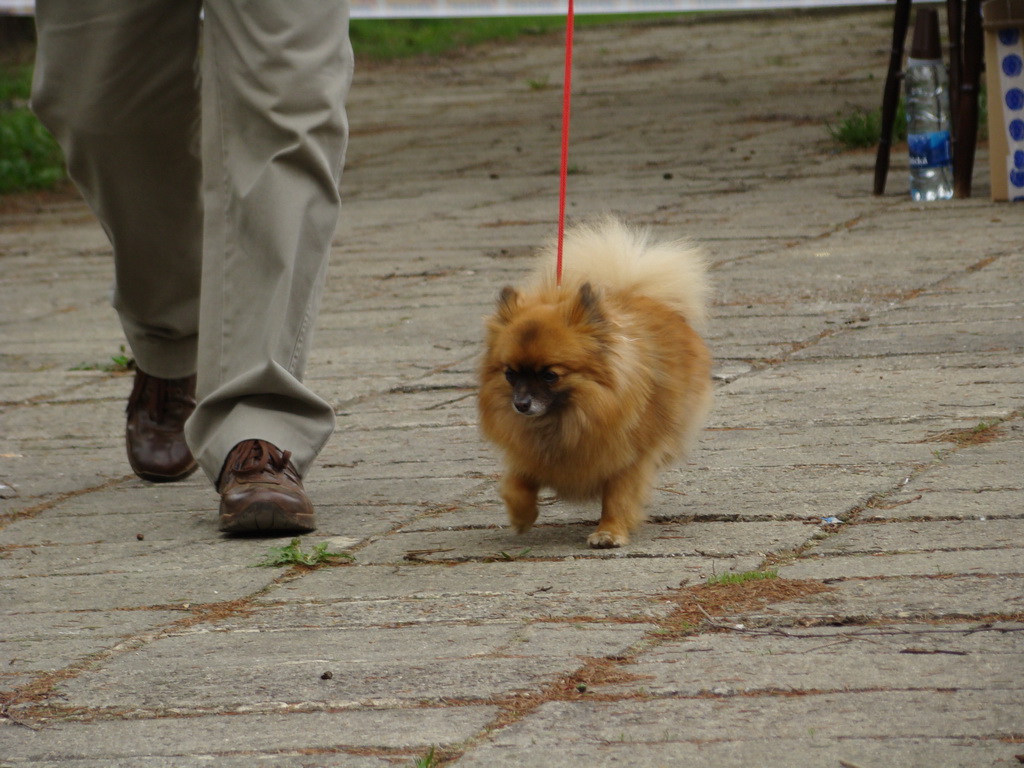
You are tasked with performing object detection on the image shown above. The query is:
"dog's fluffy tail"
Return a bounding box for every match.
[534,217,711,331]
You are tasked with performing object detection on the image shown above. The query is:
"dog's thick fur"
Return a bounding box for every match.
[478,218,713,548]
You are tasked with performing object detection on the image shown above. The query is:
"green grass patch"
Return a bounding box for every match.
[350,14,675,60]
[828,85,987,151]
[0,64,66,194]
[707,569,778,586]
[826,103,905,149]
[256,538,355,568]
[0,63,32,102]
[351,16,563,60]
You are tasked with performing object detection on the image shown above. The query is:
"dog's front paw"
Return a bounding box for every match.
[512,519,535,534]
[587,530,629,549]
[501,474,539,534]
[507,505,538,534]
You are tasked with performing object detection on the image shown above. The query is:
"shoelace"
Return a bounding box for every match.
[128,373,195,423]
[230,440,293,478]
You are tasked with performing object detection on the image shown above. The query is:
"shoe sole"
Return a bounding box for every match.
[219,501,316,535]
[130,461,199,484]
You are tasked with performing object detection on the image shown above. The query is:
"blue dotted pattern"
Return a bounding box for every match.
[998,28,1024,198]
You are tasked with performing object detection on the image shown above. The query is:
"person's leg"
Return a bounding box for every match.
[187,1,353,504]
[31,0,204,379]
[32,0,204,483]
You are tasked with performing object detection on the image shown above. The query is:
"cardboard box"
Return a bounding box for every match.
[983,0,1024,200]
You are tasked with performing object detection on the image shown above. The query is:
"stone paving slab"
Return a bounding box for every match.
[454,692,1023,768]
[311,426,482,473]
[594,622,1023,697]
[715,358,1021,428]
[694,424,948,471]
[2,708,497,764]
[866,489,1024,521]
[783,548,1024,580]
[304,474,483,512]
[1,609,183,690]
[809,519,1021,555]
[0,455,131,511]
[1,758,400,768]
[747,575,1024,625]
[260,557,731,603]
[0,366,121,405]
[0,565,279,614]
[2,499,384,547]
[0,755,406,768]
[480,731,1021,768]
[902,432,1024,492]
[52,621,652,712]
[354,520,814,564]
[1,537,282,578]
[794,318,1024,361]
[251,592,673,627]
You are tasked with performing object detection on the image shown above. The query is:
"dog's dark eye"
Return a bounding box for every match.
[540,369,559,384]
[504,368,518,384]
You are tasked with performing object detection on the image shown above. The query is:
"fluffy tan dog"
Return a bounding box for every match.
[478,217,712,548]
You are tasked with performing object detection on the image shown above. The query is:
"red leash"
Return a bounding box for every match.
[556,0,575,287]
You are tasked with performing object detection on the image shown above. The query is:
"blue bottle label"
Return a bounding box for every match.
[908,130,952,169]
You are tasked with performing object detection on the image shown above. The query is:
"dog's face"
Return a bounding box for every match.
[502,362,567,417]
[483,283,609,419]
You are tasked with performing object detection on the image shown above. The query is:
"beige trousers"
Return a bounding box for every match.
[32,0,353,483]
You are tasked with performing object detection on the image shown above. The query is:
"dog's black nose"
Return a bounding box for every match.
[513,397,532,414]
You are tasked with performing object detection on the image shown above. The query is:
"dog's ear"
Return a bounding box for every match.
[495,286,519,323]
[567,282,605,327]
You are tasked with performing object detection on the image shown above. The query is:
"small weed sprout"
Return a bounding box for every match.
[826,102,906,149]
[70,345,136,373]
[706,569,779,586]
[414,746,437,768]
[496,547,532,561]
[256,538,354,568]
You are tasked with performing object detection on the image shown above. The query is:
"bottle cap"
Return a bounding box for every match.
[909,7,943,60]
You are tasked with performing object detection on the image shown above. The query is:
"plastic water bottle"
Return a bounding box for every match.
[905,8,953,201]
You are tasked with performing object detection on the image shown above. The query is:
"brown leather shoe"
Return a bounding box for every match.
[218,439,316,534]
[125,370,198,483]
